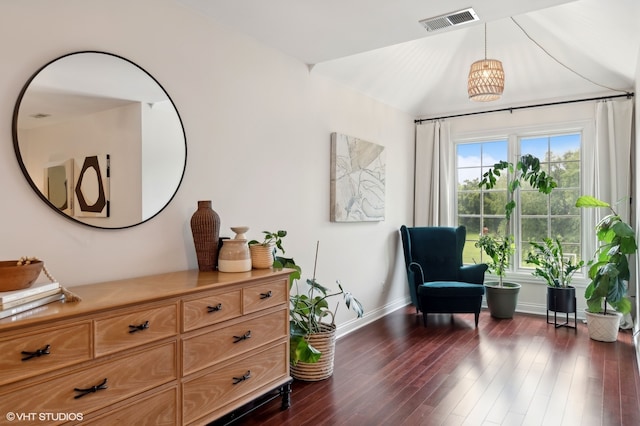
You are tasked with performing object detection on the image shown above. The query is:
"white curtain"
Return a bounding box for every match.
[586,98,635,328]
[587,99,634,221]
[414,120,453,226]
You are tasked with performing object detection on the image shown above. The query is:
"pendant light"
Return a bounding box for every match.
[468,23,504,101]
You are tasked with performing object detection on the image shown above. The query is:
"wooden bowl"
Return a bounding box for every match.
[0,260,44,292]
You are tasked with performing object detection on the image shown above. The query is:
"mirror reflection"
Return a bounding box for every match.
[13,51,186,229]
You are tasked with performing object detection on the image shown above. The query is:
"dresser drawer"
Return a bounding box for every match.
[243,278,288,314]
[182,308,287,376]
[182,341,288,425]
[0,341,177,421]
[183,290,242,332]
[94,303,178,357]
[83,386,178,425]
[0,322,91,386]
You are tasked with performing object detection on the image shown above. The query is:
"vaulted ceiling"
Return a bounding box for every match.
[178,0,640,119]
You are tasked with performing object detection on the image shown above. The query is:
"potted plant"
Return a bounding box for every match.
[248,230,287,269]
[278,242,363,381]
[476,154,557,318]
[526,237,584,327]
[575,195,636,342]
[270,237,364,380]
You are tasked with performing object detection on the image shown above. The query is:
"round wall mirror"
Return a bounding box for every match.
[12,51,187,229]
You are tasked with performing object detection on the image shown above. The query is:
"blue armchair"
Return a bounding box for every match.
[400,225,487,327]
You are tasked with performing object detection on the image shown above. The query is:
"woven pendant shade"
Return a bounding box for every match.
[467,59,505,101]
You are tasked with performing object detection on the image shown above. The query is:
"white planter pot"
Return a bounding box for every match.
[584,310,622,342]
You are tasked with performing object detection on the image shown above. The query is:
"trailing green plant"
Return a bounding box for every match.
[526,237,584,287]
[248,230,287,251]
[475,154,557,286]
[575,195,636,315]
[270,237,364,365]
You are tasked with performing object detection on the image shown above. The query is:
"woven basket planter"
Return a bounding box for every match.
[249,243,274,269]
[290,323,336,381]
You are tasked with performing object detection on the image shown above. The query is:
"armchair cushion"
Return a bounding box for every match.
[420,281,485,297]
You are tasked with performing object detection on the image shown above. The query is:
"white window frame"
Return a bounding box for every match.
[453,120,594,283]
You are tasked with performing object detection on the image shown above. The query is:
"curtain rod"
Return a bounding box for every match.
[414,92,634,124]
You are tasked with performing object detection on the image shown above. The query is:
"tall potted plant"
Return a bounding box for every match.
[575,196,636,342]
[273,240,364,380]
[476,154,557,318]
[526,237,584,327]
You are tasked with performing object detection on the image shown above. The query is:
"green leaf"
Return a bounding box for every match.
[575,195,610,208]
[307,278,330,296]
[289,335,321,365]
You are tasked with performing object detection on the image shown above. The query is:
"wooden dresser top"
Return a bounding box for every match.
[0,268,292,331]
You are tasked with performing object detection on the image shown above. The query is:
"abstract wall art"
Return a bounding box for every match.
[74,154,110,218]
[44,158,74,216]
[330,133,385,222]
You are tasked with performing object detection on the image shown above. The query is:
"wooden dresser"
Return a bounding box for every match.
[0,269,292,425]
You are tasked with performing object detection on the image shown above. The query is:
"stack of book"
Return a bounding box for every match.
[0,281,64,319]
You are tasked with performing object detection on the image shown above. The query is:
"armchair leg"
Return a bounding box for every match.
[474,312,480,327]
[423,312,427,327]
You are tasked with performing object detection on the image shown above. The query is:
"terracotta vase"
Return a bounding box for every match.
[190,200,221,271]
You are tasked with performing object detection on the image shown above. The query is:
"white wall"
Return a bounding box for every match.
[20,103,143,227]
[0,0,414,334]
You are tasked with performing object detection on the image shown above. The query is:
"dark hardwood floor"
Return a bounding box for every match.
[236,307,640,426]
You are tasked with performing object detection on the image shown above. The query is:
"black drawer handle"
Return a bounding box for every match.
[233,331,251,343]
[232,371,251,385]
[207,303,223,313]
[128,321,150,333]
[74,378,108,399]
[260,291,272,299]
[21,344,51,361]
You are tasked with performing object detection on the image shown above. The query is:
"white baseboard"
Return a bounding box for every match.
[335,297,411,340]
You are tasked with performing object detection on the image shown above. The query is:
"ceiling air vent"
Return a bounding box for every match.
[419,7,479,33]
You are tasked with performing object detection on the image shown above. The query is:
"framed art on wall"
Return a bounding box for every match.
[330,133,385,222]
[74,154,110,218]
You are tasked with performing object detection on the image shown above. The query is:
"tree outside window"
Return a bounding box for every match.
[456,133,582,272]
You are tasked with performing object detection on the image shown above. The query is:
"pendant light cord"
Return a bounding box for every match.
[484,23,487,60]
[511,17,628,94]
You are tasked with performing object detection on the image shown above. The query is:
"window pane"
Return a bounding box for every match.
[551,217,581,243]
[460,217,482,264]
[521,137,549,160]
[550,134,580,158]
[482,167,508,190]
[483,191,507,215]
[463,239,483,265]
[457,143,481,167]
[521,190,547,215]
[483,217,507,236]
[482,141,508,164]
[456,131,581,273]
[458,192,480,215]
[550,189,580,215]
[522,217,547,243]
[460,217,481,237]
[562,243,583,263]
[458,168,482,187]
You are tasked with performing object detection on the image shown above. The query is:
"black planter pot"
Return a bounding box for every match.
[546,286,577,329]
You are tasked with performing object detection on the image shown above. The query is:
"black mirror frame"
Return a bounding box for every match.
[12,51,187,230]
